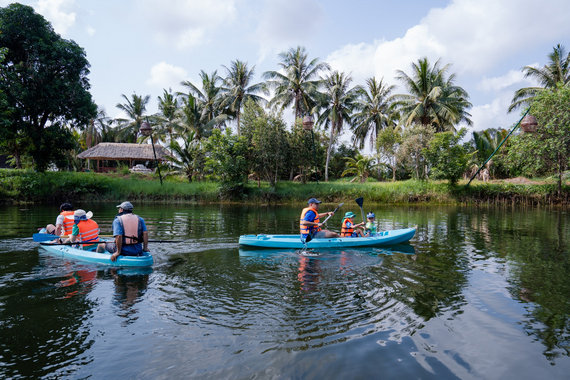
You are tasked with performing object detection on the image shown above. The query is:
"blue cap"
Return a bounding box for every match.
[116,201,134,210]
[307,198,322,204]
[367,212,375,218]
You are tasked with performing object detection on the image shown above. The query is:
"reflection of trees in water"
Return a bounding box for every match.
[0,254,96,378]
[463,207,569,362]
[105,268,150,323]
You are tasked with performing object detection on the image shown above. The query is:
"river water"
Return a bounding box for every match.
[0,203,568,379]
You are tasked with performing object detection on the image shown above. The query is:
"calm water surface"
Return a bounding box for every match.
[0,203,568,379]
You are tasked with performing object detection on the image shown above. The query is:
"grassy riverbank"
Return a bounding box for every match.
[0,169,568,205]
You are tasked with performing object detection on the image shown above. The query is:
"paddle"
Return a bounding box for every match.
[304,202,344,244]
[33,233,113,243]
[355,197,365,224]
[40,238,184,246]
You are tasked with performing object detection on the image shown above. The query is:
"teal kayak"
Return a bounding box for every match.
[238,227,416,249]
[39,243,153,267]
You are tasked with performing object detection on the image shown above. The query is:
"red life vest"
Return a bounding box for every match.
[341,218,354,237]
[118,213,141,245]
[300,206,321,235]
[60,210,75,235]
[76,219,100,248]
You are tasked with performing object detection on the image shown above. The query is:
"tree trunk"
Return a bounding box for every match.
[325,124,335,182]
[392,164,396,182]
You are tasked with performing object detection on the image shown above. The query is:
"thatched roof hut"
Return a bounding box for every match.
[77,143,170,172]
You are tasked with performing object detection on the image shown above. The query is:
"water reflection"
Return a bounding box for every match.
[105,267,151,323]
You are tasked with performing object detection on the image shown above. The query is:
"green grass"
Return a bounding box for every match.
[1,169,567,205]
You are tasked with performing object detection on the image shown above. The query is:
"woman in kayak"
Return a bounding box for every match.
[300,198,339,240]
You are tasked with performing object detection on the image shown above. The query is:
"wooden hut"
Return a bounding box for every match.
[77,143,170,172]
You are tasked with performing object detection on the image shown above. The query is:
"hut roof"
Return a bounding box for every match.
[77,143,170,161]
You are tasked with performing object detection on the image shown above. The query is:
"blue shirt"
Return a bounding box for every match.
[112,214,147,255]
[301,209,318,238]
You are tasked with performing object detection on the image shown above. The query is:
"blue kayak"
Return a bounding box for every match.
[239,227,416,249]
[39,243,153,268]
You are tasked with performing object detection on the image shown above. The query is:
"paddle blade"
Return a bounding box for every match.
[355,197,364,208]
[33,233,58,242]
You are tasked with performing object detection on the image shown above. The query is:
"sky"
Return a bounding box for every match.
[2,0,570,140]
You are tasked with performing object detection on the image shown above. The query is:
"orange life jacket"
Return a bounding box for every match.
[76,219,100,248]
[341,218,354,237]
[118,213,141,245]
[60,210,75,235]
[300,206,321,235]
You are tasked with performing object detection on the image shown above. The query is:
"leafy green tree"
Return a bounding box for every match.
[286,119,323,183]
[377,126,402,181]
[115,93,150,143]
[341,154,376,183]
[395,57,472,132]
[506,85,570,194]
[313,71,360,181]
[509,44,570,112]
[470,128,510,178]
[0,3,97,171]
[221,60,266,136]
[423,128,470,185]
[205,129,249,198]
[397,124,434,179]
[328,143,358,180]
[352,77,397,149]
[263,46,329,119]
[168,130,205,182]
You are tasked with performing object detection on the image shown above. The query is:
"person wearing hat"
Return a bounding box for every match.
[364,212,377,236]
[340,211,365,237]
[109,201,148,261]
[68,209,101,251]
[54,202,75,236]
[300,198,339,240]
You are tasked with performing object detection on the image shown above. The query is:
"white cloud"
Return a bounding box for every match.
[255,0,324,58]
[146,62,188,89]
[86,26,96,36]
[139,0,237,50]
[326,0,570,85]
[36,0,76,35]
[477,69,533,92]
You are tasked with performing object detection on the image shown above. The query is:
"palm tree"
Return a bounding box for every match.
[509,44,570,112]
[352,77,397,149]
[151,89,180,149]
[220,60,266,135]
[341,154,376,183]
[313,71,361,181]
[115,93,150,143]
[263,46,330,120]
[178,94,215,141]
[395,57,472,132]
[181,70,226,126]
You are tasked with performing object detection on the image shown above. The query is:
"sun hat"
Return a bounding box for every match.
[344,211,356,218]
[65,209,93,220]
[116,201,134,211]
[367,212,375,218]
[307,198,322,205]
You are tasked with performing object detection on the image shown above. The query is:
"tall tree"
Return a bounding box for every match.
[0,3,97,171]
[181,70,226,126]
[395,57,472,133]
[509,44,570,112]
[313,71,360,181]
[263,46,329,120]
[115,93,150,143]
[153,88,180,148]
[352,77,397,149]
[221,60,266,135]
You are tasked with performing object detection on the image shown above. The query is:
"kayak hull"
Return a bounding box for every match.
[40,244,153,267]
[239,227,416,249]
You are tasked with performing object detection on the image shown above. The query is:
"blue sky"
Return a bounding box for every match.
[2,0,570,138]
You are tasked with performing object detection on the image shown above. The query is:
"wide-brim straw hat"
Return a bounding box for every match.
[65,209,93,220]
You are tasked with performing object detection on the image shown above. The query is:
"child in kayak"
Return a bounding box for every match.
[340,212,365,237]
[364,212,377,236]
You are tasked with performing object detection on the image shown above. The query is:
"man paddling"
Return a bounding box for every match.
[300,198,339,241]
[109,201,149,262]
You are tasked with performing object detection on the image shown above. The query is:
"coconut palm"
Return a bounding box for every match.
[220,60,266,135]
[352,77,397,149]
[341,154,376,183]
[263,46,330,120]
[148,89,180,149]
[395,57,472,132]
[509,44,570,112]
[178,94,216,141]
[313,71,361,181]
[181,70,226,126]
[115,93,151,143]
